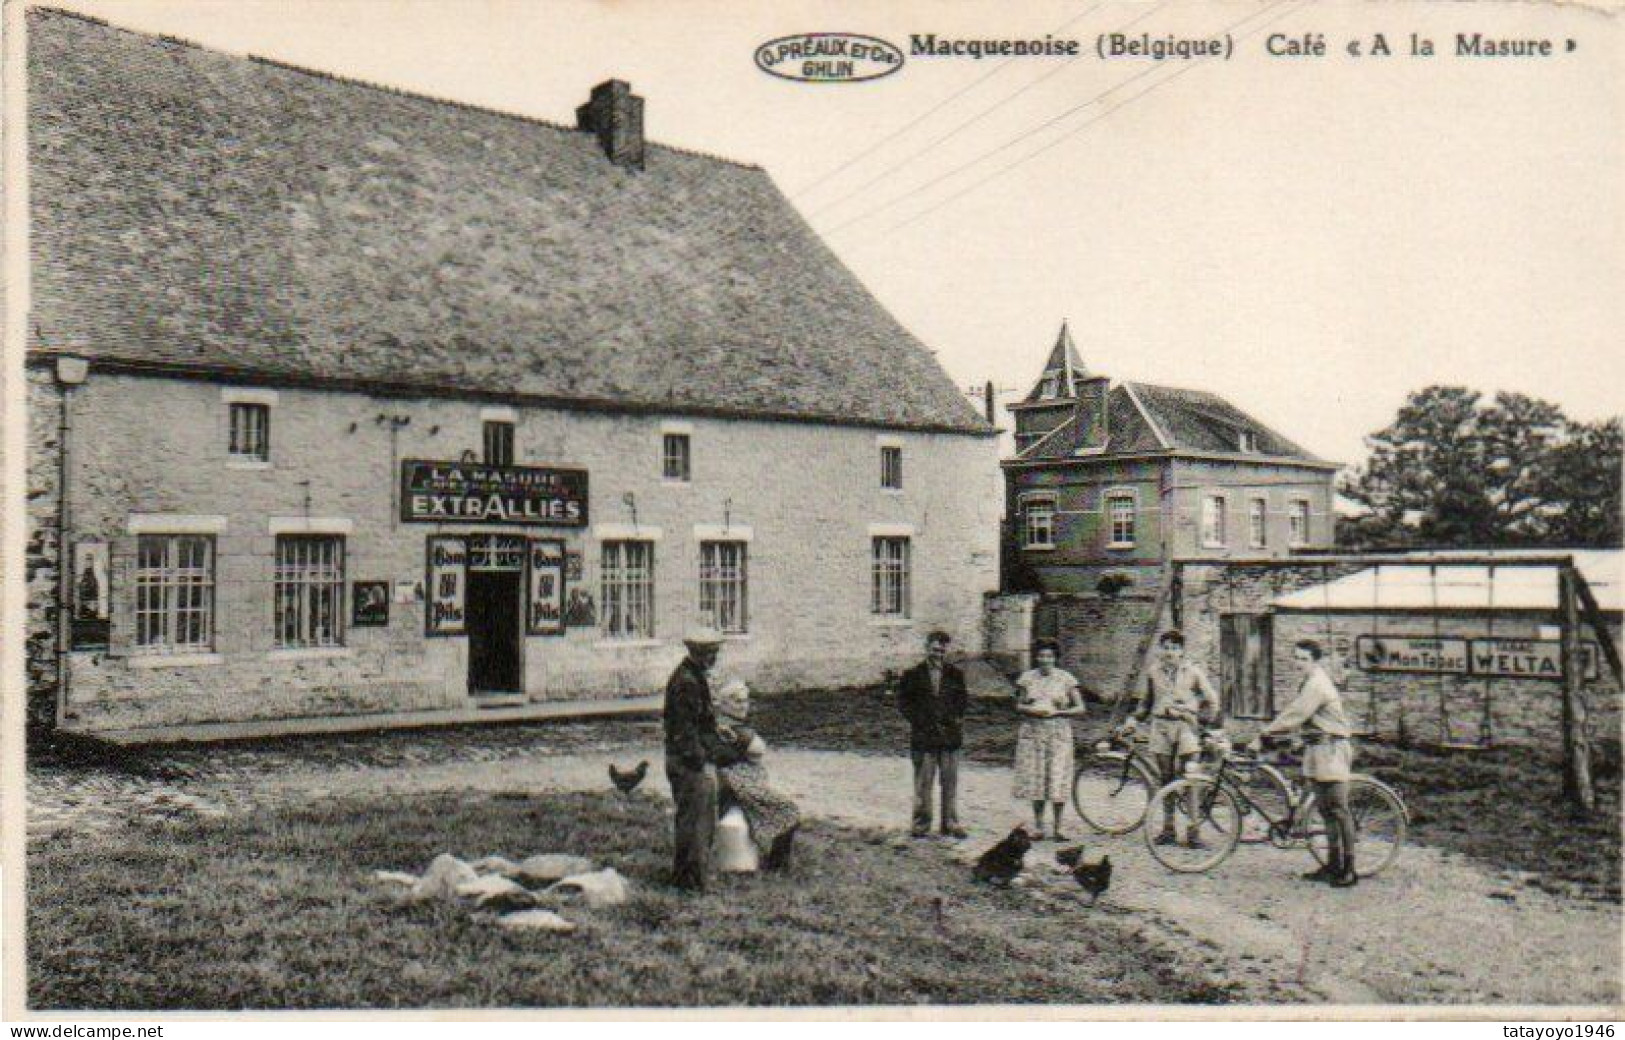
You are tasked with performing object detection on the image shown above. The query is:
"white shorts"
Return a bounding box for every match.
[1303,738,1355,783]
[1149,717,1201,759]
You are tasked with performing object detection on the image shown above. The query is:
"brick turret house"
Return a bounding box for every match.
[1002,323,1340,597]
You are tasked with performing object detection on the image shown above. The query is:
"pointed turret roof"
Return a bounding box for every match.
[1016,321,1094,405]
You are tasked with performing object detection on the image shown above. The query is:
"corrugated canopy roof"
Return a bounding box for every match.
[1272,549,1624,613]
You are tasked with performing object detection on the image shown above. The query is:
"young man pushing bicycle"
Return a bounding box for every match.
[1249,639,1359,888]
[1127,630,1221,848]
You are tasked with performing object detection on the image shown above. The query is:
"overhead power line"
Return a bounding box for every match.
[788,3,1109,201]
[884,1,1303,236]
[807,2,1174,220]
[819,0,1295,239]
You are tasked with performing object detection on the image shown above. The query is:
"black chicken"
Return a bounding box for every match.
[972,826,1033,887]
[609,760,649,795]
[1054,844,1087,869]
[1072,854,1113,906]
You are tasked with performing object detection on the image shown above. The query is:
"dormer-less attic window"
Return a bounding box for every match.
[1041,374,1060,399]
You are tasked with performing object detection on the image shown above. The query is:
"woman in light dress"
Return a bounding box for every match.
[1012,639,1086,839]
[713,679,801,871]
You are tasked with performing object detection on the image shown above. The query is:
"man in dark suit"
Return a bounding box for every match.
[663,625,744,893]
[896,630,969,839]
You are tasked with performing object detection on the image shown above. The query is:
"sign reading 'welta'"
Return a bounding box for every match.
[1355,635,1600,681]
[401,460,588,526]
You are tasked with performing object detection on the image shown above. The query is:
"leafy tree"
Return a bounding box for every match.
[1339,387,1622,548]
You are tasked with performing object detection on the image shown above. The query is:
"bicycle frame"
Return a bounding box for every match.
[1192,753,1317,845]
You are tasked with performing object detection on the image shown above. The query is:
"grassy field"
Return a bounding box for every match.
[29,788,1233,1010]
[753,686,1623,902]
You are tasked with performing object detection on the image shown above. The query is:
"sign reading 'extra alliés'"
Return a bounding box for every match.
[401,460,588,526]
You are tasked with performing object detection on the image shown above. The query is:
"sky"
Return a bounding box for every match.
[28,0,1625,468]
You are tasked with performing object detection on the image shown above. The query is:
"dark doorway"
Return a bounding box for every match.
[466,535,525,695]
[1220,613,1273,720]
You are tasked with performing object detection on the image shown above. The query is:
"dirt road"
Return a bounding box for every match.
[30,741,1621,1006]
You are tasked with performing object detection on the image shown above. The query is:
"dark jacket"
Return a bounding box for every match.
[663,657,744,771]
[896,660,969,751]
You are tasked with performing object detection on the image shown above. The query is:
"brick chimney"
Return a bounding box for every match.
[1075,375,1110,451]
[576,80,645,170]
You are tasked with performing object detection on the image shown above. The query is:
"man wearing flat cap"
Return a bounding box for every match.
[663,624,745,892]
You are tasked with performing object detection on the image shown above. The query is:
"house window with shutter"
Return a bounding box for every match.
[1249,498,1268,549]
[1289,499,1311,546]
[483,421,515,466]
[1106,494,1136,549]
[228,403,270,462]
[663,433,691,482]
[1202,496,1227,548]
[880,445,903,490]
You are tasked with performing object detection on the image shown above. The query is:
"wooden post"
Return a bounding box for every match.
[1170,562,1184,630]
[1559,567,1595,817]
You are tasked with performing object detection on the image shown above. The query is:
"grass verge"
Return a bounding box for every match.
[29,788,1234,1010]
[752,686,1622,902]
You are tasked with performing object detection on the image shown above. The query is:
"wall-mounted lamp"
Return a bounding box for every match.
[622,491,638,529]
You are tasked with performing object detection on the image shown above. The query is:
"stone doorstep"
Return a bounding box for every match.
[72,695,664,747]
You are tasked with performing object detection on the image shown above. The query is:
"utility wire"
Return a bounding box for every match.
[808,2,1172,220]
[884,1,1303,236]
[788,3,1109,201]
[819,0,1293,238]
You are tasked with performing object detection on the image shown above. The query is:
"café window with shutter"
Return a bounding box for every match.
[228,403,270,462]
[1249,498,1268,549]
[663,433,691,482]
[1289,500,1311,546]
[1202,495,1227,548]
[871,536,911,617]
[880,445,903,490]
[601,540,656,639]
[483,421,515,466]
[274,536,345,648]
[1023,496,1055,549]
[1107,493,1136,548]
[134,535,215,653]
[699,541,748,635]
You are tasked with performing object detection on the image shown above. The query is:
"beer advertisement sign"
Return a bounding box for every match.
[401,460,588,526]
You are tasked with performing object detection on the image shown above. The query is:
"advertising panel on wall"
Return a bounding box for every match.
[400,460,588,526]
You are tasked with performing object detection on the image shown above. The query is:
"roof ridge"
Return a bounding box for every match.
[1016,412,1081,460]
[32,6,107,27]
[1120,382,1172,450]
[35,6,763,172]
[241,54,763,170]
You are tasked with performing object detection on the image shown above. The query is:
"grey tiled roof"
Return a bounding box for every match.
[27,9,989,435]
[1011,383,1331,464]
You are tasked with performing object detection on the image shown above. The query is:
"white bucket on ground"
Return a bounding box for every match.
[714,807,759,873]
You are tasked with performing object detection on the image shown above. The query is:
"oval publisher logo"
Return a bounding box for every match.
[754,33,904,83]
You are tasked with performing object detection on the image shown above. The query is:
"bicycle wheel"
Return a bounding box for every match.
[1304,777,1409,877]
[1143,778,1242,873]
[1073,752,1156,835]
[1232,761,1293,845]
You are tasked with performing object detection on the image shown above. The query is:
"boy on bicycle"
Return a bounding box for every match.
[1248,639,1358,888]
[1128,630,1220,848]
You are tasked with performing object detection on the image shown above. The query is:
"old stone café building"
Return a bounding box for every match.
[24,10,1000,741]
